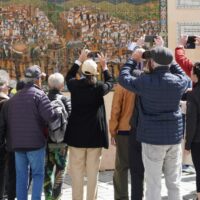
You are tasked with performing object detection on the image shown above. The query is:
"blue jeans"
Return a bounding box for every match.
[15,147,46,200]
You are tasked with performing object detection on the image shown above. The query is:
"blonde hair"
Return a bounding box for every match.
[48,73,64,90]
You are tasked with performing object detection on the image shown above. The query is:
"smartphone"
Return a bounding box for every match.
[87,51,99,58]
[185,36,196,49]
[145,35,157,43]
[87,51,100,62]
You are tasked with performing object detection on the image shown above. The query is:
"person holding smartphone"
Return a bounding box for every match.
[65,49,113,200]
[175,35,200,77]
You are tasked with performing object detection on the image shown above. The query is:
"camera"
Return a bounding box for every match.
[145,35,157,43]
[142,50,152,60]
[185,36,196,49]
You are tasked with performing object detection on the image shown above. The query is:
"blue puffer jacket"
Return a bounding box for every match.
[6,83,58,150]
[119,59,189,145]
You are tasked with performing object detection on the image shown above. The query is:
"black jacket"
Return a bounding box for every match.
[65,63,113,149]
[0,94,9,149]
[47,89,71,144]
[185,82,200,150]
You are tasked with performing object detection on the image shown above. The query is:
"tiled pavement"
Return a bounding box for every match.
[62,171,197,200]
[28,170,197,200]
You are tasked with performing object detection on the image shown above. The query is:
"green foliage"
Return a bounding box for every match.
[61,0,159,25]
[41,3,64,25]
[0,0,43,6]
[0,0,160,25]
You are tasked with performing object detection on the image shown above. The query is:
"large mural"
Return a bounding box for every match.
[0,0,167,81]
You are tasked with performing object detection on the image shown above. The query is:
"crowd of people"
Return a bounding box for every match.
[0,34,200,200]
[62,6,160,63]
[0,6,59,56]
[0,5,65,79]
[0,5,161,80]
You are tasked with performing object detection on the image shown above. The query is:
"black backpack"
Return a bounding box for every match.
[48,95,68,143]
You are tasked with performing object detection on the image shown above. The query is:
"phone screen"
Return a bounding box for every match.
[185,36,196,49]
[145,35,157,43]
[87,52,99,62]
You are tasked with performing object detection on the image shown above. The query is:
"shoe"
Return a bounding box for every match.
[182,165,195,174]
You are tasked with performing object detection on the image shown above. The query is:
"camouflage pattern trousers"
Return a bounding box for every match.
[44,145,68,200]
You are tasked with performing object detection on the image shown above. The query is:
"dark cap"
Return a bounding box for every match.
[150,47,173,65]
[24,65,46,79]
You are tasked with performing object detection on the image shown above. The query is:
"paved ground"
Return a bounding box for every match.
[28,169,197,200]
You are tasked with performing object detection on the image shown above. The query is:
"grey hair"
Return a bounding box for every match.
[0,70,9,91]
[48,73,64,90]
[24,77,38,84]
[9,79,17,89]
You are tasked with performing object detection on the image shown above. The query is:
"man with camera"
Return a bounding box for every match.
[119,40,189,200]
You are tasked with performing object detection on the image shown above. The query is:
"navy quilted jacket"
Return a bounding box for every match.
[6,83,58,150]
[119,59,189,145]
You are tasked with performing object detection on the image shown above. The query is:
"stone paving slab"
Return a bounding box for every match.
[27,170,197,200]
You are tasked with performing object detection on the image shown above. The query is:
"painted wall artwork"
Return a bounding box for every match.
[0,0,167,81]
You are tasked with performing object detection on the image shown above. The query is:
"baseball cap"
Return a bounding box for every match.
[82,59,99,76]
[24,65,46,79]
[142,47,173,65]
[150,47,173,65]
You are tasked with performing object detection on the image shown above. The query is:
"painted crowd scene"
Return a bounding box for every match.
[0,0,163,81]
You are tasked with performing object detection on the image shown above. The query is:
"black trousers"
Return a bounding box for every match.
[0,147,6,200]
[0,147,16,200]
[129,131,144,200]
[191,142,200,193]
[6,152,16,200]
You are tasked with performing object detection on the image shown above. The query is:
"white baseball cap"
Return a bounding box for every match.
[82,59,99,76]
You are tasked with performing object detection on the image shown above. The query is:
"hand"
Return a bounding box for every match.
[196,36,200,46]
[184,149,191,156]
[78,49,88,63]
[98,53,107,70]
[186,88,192,93]
[111,136,116,146]
[154,36,164,47]
[132,48,145,62]
[178,35,188,47]
[136,36,145,47]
